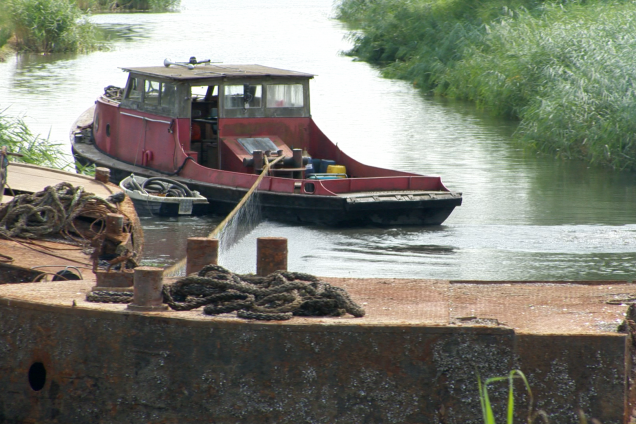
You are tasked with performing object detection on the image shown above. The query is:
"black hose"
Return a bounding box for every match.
[127,176,145,192]
[142,177,194,198]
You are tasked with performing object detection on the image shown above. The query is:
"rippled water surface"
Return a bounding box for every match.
[1,0,636,280]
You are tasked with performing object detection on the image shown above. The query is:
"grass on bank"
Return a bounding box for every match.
[0,109,75,171]
[74,0,180,12]
[337,0,636,170]
[1,0,102,53]
[0,0,180,54]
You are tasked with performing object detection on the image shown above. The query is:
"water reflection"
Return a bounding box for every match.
[97,23,150,42]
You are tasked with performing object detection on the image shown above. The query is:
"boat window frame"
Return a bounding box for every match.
[124,76,143,102]
[220,83,265,119]
[120,73,185,118]
[263,82,309,118]
[218,78,311,119]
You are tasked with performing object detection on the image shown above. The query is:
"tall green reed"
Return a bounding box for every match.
[0,1,11,49]
[449,1,636,169]
[74,0,180,12]
[337,0,636,170]
[6,0,100,53]
[0,109,73,170]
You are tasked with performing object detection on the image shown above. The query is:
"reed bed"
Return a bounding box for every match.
[0,110,73,170]
[0,6,11,50]
[74,0,180,12]
[337,0,636,170]
[5,0,100,53]
[0,0,179,54]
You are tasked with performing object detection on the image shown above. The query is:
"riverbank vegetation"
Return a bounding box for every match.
[0,3,13,55]
[0,0,179,55]
[337,0,636,170]
[0,110,73,170]
[74,0,180,12]
[0,0,101,53]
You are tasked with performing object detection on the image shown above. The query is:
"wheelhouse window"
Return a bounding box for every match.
[142,80,176,106]
[266,84,304,108]
[224,84,262,109]
[161,82,176,106]
[121,75,181,117]
[125,77,142,101]
[192,85,218,100]
[191,85,218,119]
[144,80,161,105]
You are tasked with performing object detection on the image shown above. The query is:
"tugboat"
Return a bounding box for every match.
[71,58,462,226]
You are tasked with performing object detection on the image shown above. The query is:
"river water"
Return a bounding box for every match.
[1,0,636,280]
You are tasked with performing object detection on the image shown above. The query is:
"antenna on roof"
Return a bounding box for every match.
[163,58,194,70]
[189,57,211,65]
[163,57,214,70]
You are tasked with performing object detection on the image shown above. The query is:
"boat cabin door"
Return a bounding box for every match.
[190,85,219,169]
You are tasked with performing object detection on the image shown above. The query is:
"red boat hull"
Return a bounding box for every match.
[72,87,461,226]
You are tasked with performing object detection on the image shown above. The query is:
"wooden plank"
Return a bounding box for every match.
[5,163,119,199]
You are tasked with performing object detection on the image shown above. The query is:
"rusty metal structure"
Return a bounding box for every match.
[185,237,219,275]
[256,236,288,276]
[0,237,635,422]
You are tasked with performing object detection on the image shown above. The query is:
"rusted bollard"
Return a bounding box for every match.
[292,149,303,168]
[253,150,264,173]
[93,270,134,289]
[105,213,124,236]
[186,237,219,275]
[94,167,110,183]
[256,237,288,276]
[126,267,168,312]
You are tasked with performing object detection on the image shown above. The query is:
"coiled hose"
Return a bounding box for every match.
[126,175,195,198]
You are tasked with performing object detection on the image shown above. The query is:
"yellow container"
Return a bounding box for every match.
[326,165,347,178]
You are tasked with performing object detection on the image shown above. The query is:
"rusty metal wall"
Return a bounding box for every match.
[0,299,628,423]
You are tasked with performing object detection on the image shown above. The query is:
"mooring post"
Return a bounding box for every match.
[126,267,169,312]
[94,167,110,183]
[253,150,264,174]
[105,213,124,236]
[186,237,219,275]
[256,237,288,276]
[292,149,303,168]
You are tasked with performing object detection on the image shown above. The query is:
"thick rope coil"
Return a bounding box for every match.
[86,291,133,304]
[161,265,365,321]
[0,182,118,242]
[85,265,366,321]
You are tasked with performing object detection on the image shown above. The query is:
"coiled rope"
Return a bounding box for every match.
[0,182,118,242]
[88,265,365,321]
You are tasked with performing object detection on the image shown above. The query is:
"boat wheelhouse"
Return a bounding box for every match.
[71,59,462,225]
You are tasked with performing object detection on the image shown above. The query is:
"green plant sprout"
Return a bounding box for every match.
[477,370,548,424]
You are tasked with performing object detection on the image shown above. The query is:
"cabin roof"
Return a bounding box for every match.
[120,64,314,81]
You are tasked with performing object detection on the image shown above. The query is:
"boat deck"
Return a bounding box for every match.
[0,276,629,334]
[2,162,117,203]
